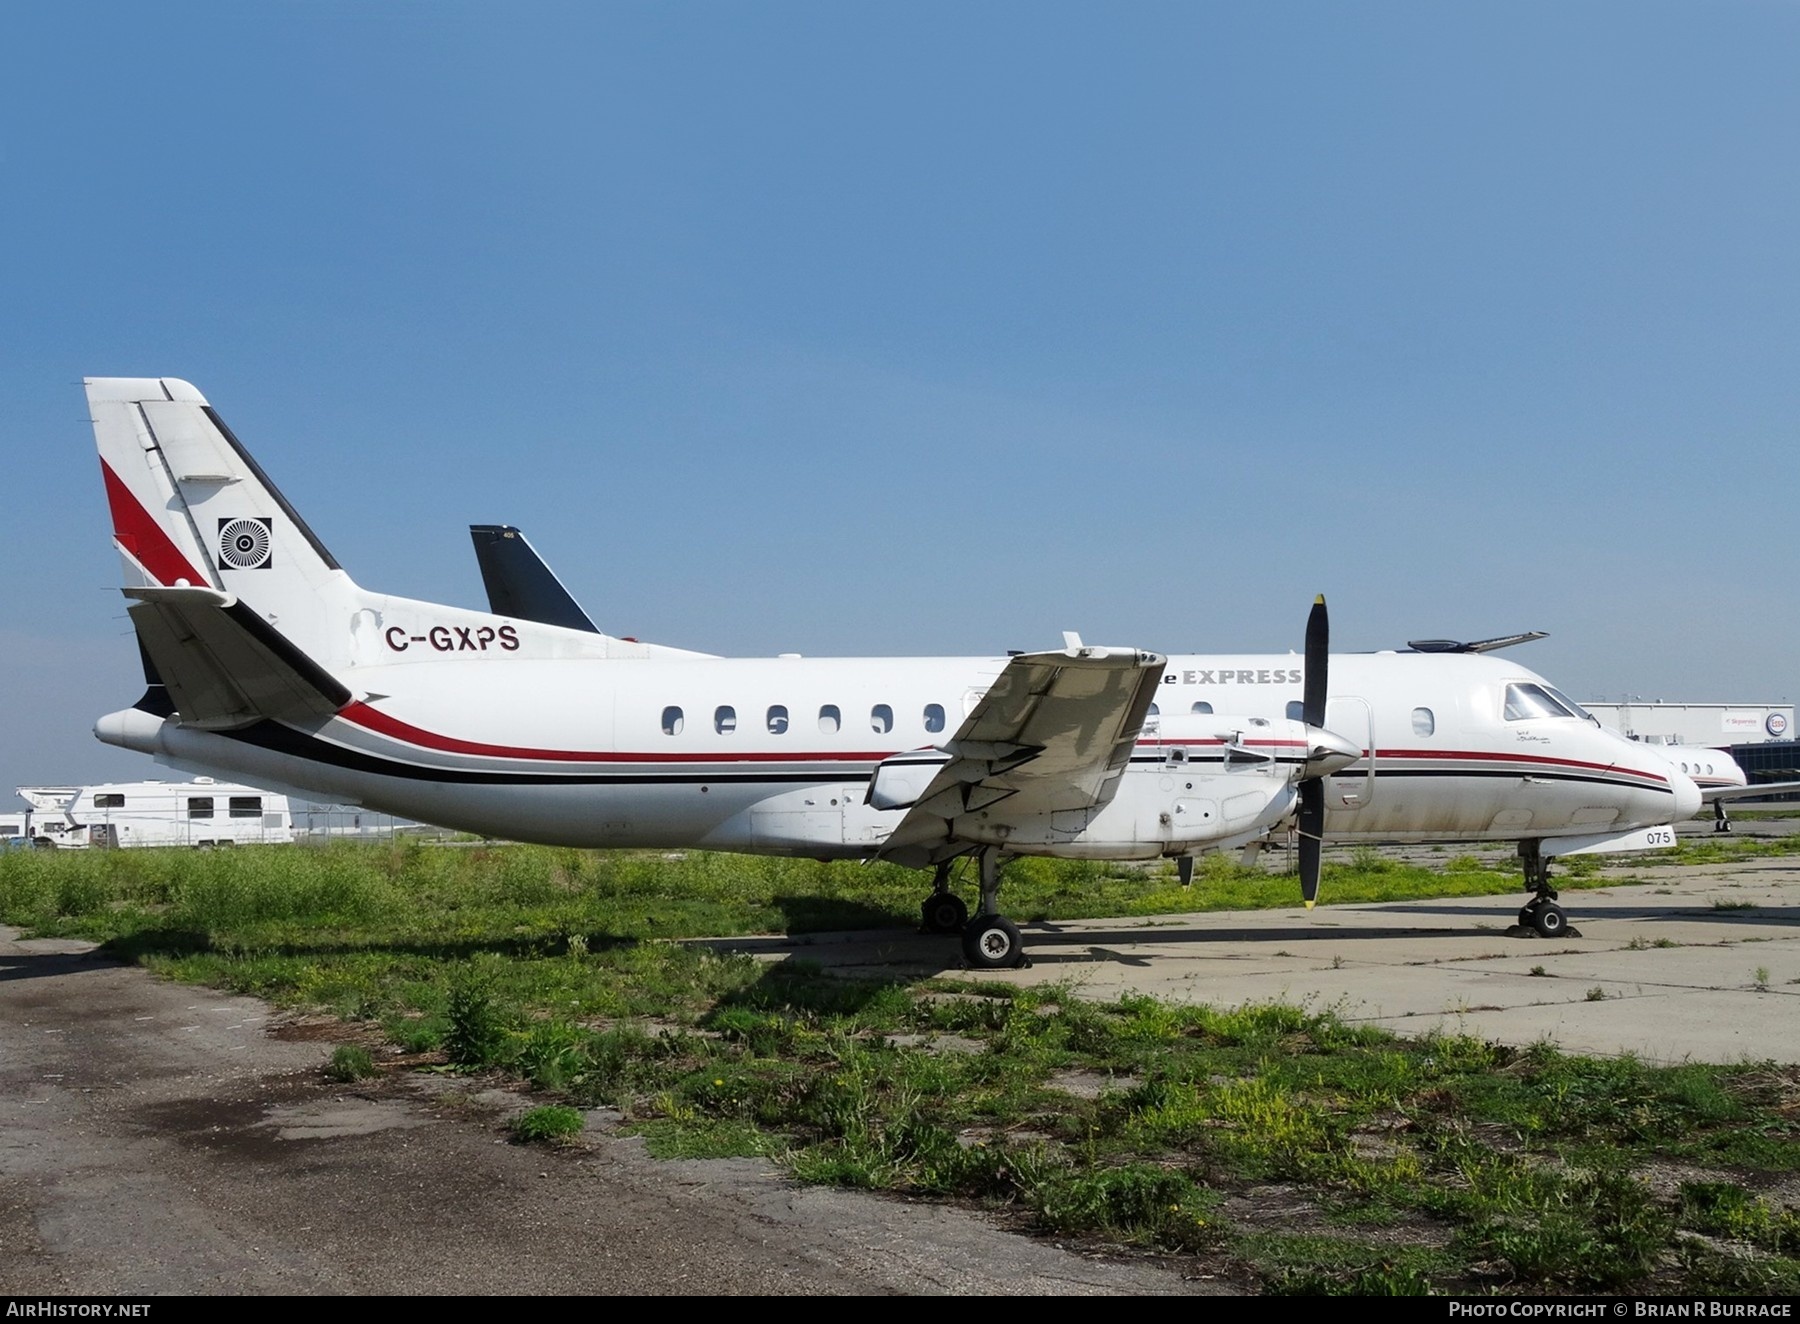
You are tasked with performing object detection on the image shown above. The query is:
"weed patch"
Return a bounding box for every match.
[325,1044,376,1081]
[513,1105,585,1145]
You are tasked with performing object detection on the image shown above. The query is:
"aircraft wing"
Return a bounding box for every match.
[876,643,1165,866]
[1704,781,1800,804]
[124,585,351,730]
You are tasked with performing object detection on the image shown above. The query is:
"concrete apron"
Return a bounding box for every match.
[707,858,1800,1065]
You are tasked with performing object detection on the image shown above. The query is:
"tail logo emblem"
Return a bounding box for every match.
[218,518,273,570]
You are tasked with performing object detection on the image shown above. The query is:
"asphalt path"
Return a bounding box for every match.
[0,931,1214,1296]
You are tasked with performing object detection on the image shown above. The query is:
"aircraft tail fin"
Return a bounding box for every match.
[469,525,601,633]
[86,377,362,668]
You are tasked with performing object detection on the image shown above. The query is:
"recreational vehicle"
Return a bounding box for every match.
[8,779,293,848]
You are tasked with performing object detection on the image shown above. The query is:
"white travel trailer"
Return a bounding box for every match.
[7,779,293,848]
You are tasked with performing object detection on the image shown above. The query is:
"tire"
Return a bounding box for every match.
[1533,904,1568,938]
[1518,904,1538,929]
[960,915,1024,969]
[921,893,969,934]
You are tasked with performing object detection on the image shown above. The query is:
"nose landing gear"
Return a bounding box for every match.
[1516,841,1573,938]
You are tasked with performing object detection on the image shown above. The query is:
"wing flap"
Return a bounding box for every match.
[124,585,351,729]
[877,644,1164,863]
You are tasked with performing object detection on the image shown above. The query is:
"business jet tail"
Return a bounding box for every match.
[469,525,601,633]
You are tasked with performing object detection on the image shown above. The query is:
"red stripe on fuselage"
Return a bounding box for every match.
[1376,747,1669,784]
[329,707,1676,785]
[100,459,208,588]
[336,702,894,764]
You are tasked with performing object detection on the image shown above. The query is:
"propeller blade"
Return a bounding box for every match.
[1298,776,1324,907]
[1303,595,1328,730]
[1299,595,1330,908]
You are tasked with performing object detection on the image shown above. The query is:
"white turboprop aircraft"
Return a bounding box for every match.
[86,377,1699,966]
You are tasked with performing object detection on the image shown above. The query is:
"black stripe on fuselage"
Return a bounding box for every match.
[226,721,1676,798]
[222,721,878,786]
[1126,754,1664,794]
[1352,768,1669,792]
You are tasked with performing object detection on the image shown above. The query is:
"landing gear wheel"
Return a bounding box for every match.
[961,915,1024,969]
[1518,904,1539,929]
[921,893,969,934]
[1532,903,1567,938]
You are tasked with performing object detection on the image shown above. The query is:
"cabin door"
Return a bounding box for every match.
[1325,697,1375,810]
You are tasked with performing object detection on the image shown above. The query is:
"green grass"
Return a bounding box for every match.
[0,839,1544,955]
[325,1043,376,1081]
[512,1104,585,1145]
[8,838,1800,1294]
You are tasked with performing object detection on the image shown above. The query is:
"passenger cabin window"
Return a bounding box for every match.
[923,703,945,733]
[1504,683,1580,722]
[714,705,737,734]
[228,796,262,819]
[767,704,789,734]
[870,704,893,735]
[1192,702,1213,715]
[1285,700,1305,722]
[818,705,840,734]
[1412,707,1435,737]
[95,793,124,808]
[1146,703,1160,717]
[661,706,684,736]
[188,797,214,820]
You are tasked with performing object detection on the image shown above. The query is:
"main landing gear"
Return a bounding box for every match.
[920,861,970,933]
[1714,800,1733,834]
[918,851,1029,969]
[1516,841,1569,938]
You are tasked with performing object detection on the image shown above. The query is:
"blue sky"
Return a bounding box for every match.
[2,2,1796,795]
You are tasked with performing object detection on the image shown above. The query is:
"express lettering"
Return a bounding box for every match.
[383,623,522,653]
[1163,668,1303,686]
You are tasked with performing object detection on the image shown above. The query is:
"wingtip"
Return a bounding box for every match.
[1303,899,1316,910]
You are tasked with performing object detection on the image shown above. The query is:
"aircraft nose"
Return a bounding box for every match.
[1302,726,1363,779]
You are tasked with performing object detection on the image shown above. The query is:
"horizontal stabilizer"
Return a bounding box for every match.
[124,585,351,730]
[470,525,600,634]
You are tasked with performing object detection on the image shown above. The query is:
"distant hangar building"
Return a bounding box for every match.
[1582,700,1798,799]
[1580,701,1793,747]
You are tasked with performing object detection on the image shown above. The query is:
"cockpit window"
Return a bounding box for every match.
[1504,683,1581,722]
[1542,685,1599,724]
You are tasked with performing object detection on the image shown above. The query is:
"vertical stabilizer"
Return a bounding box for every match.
[469,525,601,633]
[86,378,362,667]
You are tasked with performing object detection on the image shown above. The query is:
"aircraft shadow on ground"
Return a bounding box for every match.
[0,945,124,984]
[767,894,907,934]
[95,927,651,967]
[703,958,918,1020]
[1355,900,1800,926]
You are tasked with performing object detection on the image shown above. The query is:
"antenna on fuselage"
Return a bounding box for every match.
[1405,632,1548,654]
